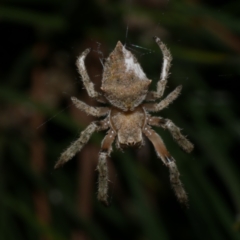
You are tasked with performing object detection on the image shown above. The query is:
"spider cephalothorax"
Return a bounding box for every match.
[55,37,194,206]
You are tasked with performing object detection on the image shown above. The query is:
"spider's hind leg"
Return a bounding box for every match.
[146,37,172,101]
[143,126,188,205]
[76,49,106,103]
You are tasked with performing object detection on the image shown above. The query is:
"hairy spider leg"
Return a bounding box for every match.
[55,119,109,169]
[146,36,172,101]
[71,97,109,117]
[144,85,182,112]
[76,48,106,103]
[147,116,194,153]
[97,130,116,206]
[143,125,188,205]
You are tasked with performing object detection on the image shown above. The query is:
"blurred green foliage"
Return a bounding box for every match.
[1,0,240,239]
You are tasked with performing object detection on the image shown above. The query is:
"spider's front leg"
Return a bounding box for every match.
[97,129,116,206]
[143,126,188,205]
[147,116,194,153]
[76,49,106,103]
[54,119,109,169]
[146,36,172,101]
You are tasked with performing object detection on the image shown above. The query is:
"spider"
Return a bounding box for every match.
[55,36,194,206]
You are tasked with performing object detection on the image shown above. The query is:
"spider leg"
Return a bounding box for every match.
[54,119,109,169]
[144,85,182,112]
[76,49,106,103]
[146,36,172,101]
[147,116,194,153]
[71,97,109,117]
[97,129,116,206]
[143,125,188,205]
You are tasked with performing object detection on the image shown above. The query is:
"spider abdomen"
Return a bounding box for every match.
[102,41,151,111]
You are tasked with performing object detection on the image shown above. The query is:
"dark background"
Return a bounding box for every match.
[1,0,240,239]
